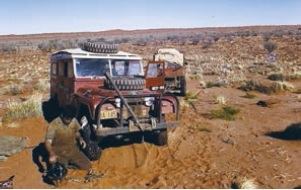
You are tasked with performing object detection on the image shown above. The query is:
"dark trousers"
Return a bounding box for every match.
[55,147,91,170]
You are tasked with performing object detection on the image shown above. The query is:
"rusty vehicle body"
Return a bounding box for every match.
[153,48,187,96]
[48,44,179,146]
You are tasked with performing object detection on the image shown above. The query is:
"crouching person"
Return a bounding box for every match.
[44,105,91,183]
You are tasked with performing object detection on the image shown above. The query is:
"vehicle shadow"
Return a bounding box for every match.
[265,122,301,140]
[99,132,145,150]
[32,143,55,186]
[41,99,61,123]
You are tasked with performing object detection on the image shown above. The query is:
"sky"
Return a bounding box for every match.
[0,0,300,35]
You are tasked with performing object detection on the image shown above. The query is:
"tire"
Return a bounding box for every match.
[80,123,102,161]
[105,78,146,90]
[179,76,186,96]
[152,129,168,146]
[82,142,102,161]
[82,42,118,53]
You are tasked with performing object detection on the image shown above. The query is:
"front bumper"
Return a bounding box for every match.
[95,120,178,136]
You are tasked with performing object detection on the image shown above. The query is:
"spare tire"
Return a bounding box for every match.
[105,78,146,90]
[82,42,118,53]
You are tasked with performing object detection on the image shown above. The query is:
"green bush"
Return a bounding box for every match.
[243,92,257,99]
[209,105,240,121]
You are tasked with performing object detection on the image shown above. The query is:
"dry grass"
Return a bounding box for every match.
[271,81,295,92]
[243,92,257,99]
[232,177,257,189]
[2,94,43,123]
[214,95,226,105]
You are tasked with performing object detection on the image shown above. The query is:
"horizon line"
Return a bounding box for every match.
[1,24,300,37]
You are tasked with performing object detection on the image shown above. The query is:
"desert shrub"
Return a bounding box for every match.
[270,81,294,92]
[208,105,240,121]
[267,73,285,81]
[214,95,226,104]
[0,43,17,52]
[132,38,148,46]
[34,79,49,92]
[224,71,246,87]
[231,177,257,189]
[188,73,202,80]
[113,37,130,44]
[2,94,42,122]
[196,125,212,133]
[190,123,212,133]
[238,80,260,91]
[202,38,213,49]
[212,35,219,42]
[206,81,222,88]
[294,88,301,94]
[264,41,277,53]
[184,91,200,102]
[262,32,272,41]
[268,73,301,81]
[38,42,53,52]
[239,80,272,94]
[4,84,24,95]
[243,92,257,99]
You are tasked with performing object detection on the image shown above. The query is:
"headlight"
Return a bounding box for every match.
[144,97,154,107]
[115,98,121,108]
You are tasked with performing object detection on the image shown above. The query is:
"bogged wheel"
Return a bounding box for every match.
[104,78,146,90]
[144,130,168,146]
[152,129,168,146]
[82,42,118,53]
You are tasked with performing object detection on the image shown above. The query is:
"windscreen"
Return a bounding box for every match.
[75,58,109,77]
[111,60,143,77]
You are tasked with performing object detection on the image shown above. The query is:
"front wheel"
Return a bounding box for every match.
[150,129,168,146]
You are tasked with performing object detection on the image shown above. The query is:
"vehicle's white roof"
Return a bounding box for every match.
[51,48,142,60]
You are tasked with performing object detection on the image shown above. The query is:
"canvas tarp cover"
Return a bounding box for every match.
[154,48,184,66]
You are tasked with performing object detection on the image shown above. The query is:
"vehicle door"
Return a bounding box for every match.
[57,59,75,106]
[145,61,165,92]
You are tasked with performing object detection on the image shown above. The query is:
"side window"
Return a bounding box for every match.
[58,61,64,76]
[58,60,73,78]
[51,62,57,75]
[146,63,163,77]
[67,61,74,78]
[64,62,68,77]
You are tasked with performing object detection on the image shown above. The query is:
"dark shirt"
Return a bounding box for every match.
[45,117,80,150]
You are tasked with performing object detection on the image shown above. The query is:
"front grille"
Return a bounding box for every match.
[120,98,148,119]
[121,105,148,119]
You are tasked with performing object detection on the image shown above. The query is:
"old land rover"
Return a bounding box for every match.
[45,42,179,148]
